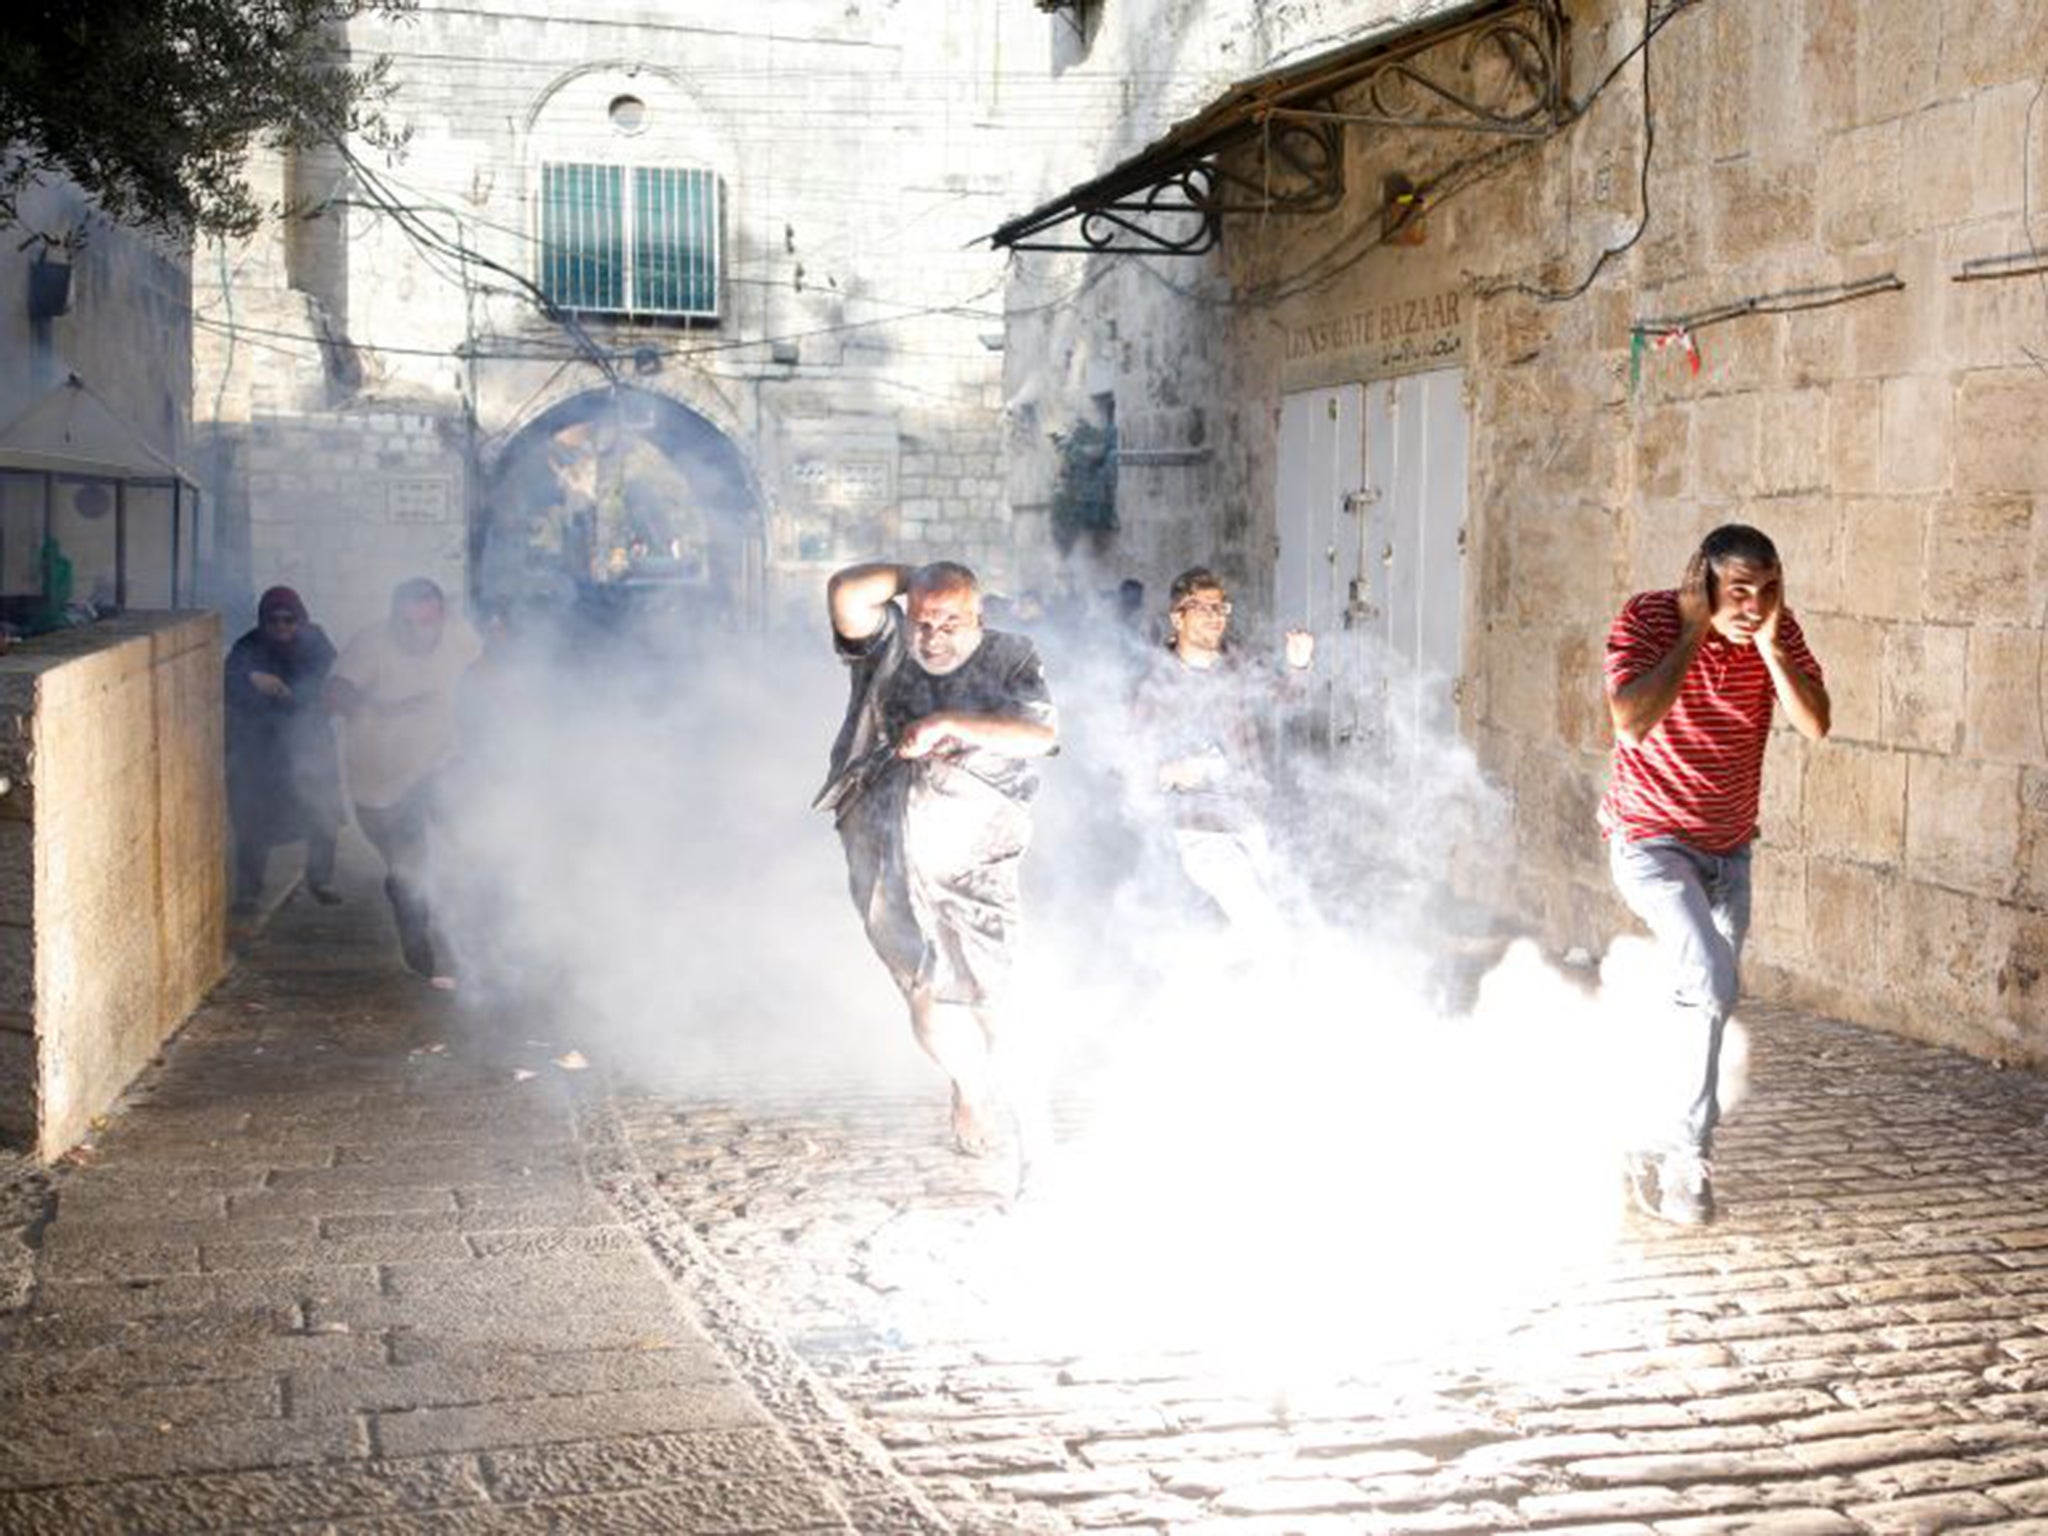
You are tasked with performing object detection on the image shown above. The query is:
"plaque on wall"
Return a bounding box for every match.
[1281,286,1466,389]
[790,458,891,508]
[387,478,454,524]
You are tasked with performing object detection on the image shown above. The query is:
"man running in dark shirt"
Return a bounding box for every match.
[817,561,1058,1162]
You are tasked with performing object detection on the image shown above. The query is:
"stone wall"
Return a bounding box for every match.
[195,3,1049,620]
[0,612,228,1158]
[0,177,191,465]
[228,410,470,645]
[1001,0,2048,1065]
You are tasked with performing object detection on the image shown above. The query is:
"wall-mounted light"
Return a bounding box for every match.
[1382,173,1427,247]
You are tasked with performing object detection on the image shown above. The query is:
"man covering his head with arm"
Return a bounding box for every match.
[817,560,1058,1178]
[1601,523,1830,1226]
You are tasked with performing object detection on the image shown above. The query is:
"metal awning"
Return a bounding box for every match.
[989,0,1565,256]
[0,374,205,611]
[0,373,199,486]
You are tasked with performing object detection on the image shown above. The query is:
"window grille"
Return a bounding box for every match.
[538,163,720,318]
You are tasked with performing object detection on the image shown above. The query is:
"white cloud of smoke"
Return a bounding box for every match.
[419,566,1739,1365]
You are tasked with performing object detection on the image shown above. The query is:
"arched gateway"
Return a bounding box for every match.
[476,386,763,628]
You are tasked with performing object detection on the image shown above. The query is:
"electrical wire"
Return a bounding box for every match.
[1476,0,1674,303]
[231,141,1012,379]
[336,139,622,381]
[190,273,1008,365]
[309,193,1007,318]
[1631,274,1904,337]
[1052,0,1703,318]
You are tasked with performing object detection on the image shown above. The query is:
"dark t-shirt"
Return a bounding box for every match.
[819,603,1056,812]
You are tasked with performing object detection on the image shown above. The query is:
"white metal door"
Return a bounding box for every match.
[1360,367,1469,753]
[1276,384,1364,746]
[1278,368,1467,759]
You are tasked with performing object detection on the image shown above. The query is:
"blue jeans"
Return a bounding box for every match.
[1608,834,1753,1156]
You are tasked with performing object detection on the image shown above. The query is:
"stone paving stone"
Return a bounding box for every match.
[1842,1489,2012,1532]
[283,1485,852,1534]
[1655,1514,1859,1535]
[200,1231,478,1270]
[894,1437,1074,1476]
[1518,1486,1708,1523]
[1985,1472,2048,1512]
[478,1427,811,1499]
[289,1346,741,1417]
[35,1237,205,1279]
[463,1224,643,1258]
[0,1326,383,1384]
[0,1413,366,1487]
[0,1455,493,1534]
[226,1184,462,1220]
[371,1382,770,1457]
[984,1466,1161,1503]
[0,866,938,1535]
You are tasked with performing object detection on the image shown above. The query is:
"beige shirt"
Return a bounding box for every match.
[330,617,483,809]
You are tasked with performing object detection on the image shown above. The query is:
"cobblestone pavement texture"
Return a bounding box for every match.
[0,862,940,1535]
[12,861,2048,1535]
[612,1010,2048,1536]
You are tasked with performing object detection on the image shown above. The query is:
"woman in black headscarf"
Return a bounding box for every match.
[225,586,344,915]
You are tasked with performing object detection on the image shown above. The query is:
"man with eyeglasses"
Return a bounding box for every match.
[817,560,1059,1171]
[1133,566,1314,950]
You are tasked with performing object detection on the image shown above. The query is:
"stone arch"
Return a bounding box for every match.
[475,385,765,628]
[519,61,730,219]
[521,60,721,146]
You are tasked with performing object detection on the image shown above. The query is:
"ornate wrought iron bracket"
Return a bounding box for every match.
[1000,118,1344,256]
[992,0,1566,256]
[1265,0,1568,139]
[1064,165,1223,258]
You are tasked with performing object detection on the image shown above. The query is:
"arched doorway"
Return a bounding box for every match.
[477,386,762,630]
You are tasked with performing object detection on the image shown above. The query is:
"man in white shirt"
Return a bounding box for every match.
[326,578,483,983]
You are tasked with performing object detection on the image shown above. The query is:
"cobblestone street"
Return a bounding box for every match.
[614,1008,2048,1536]
[7,855,2048,1533]
[0,862,942,1535]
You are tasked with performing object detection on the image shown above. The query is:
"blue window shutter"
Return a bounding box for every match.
[633,167,719,317]
[542,162,715,317]
[540,163,624,312]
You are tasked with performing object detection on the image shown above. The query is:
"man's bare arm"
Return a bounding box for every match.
[1763,646,1830,740]
[827,562,913,642]
[1756,591,1830,740]
[1609,634,1706,746]
[898,712,1058,760]
[1608,553,1711,747]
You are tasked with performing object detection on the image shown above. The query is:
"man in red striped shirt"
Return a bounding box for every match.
[1602,524,1830,1225]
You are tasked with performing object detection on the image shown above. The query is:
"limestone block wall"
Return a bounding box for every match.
[1001,0,2048,1065]
[0,177,191,461]
[1438,0,2048,1065]
[195,3,1042,623]
[0,613,228,1158]
[226,410,470,645]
